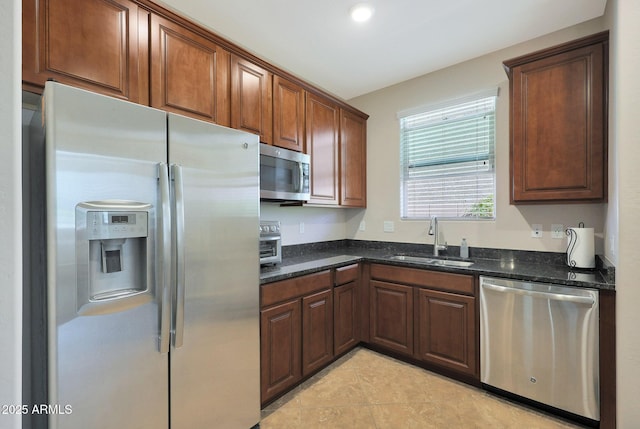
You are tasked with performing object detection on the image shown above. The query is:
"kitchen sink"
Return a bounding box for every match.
[390,255,474,267]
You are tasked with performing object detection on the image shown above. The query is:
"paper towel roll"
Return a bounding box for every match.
[566,227,595,269]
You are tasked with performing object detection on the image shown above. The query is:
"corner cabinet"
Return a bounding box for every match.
[302,289,333,376]
[305,93,368,207]
[340,109,367,207]
[150,14,230,125]
[305,92,341,205]
[504,31,608,204]
[22,0,149,103]
[333,264,361,356]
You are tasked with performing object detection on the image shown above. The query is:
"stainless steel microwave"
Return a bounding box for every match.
[260,144,310,201]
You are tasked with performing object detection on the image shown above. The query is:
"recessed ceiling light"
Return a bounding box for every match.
[350,3,375,23]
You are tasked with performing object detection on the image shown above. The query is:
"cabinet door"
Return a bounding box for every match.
[23,0,147,103]
[305,93,340,205]
[507,34,607,203]
[302,289,333,376]
[340,110,367,207]
[150,14,230,125]
[273,75,305,151]
[370,280,413,356]
[231,56,272,143]
[334,281,358,356]
[415,288,477,377]
[260,300,301,404]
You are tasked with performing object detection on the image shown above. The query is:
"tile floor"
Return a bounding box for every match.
[260,347,585,429]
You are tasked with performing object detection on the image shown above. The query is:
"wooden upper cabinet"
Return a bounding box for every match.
[305,92,340,205]
[22,0,148,103]
[340,109,367,207]
[504,31,608,203]
[230,56,272,143]
[150,14,230,125]
[273,75,305,151]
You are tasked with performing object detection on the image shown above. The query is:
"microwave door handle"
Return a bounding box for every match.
[297,162,304,192]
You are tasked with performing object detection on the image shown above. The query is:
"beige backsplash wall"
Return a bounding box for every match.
[260,203,349,245]
[347,17,607,255]
[263,17,608,253]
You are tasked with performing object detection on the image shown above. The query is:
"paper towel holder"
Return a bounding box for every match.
[566,222,596,269]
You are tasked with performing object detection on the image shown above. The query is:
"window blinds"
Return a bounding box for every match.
[399,93,496,219]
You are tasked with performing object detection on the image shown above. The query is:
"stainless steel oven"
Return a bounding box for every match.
[259,220,281,265]
[260,144,310,201]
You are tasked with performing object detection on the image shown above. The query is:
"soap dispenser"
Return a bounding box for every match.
[460,238,469,259]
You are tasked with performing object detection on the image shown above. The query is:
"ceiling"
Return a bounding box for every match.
[157,0,607,100]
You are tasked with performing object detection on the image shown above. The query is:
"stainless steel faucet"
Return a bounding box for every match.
[428,216,447,256]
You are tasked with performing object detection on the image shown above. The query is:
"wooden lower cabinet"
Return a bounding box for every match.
[369,280,414,356]
[260,270,333,405]
[368,263,477,379]
[333,281,358,356]
[415,288,477,377]
[302,289,334,376]
[260,299,302,403]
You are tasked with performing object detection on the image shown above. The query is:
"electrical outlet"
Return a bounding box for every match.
[551,224,564,239]
[531,224,543,238]
[383,221,394,233]
[299,222,305,234]
[359,220,366,231]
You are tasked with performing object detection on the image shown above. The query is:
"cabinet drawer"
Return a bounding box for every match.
[335,264,359,285]
[261,270,332,307]
[370,264,474,296]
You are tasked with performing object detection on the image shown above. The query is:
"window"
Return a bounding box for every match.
[399,90,497,219]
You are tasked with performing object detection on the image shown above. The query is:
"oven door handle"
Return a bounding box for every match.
[260,236,281,242]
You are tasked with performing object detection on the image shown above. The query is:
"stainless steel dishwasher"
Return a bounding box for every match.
[479,276,599,421]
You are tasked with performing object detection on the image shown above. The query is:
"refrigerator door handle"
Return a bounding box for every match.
[158,163,172,353]
[171,164,186,348]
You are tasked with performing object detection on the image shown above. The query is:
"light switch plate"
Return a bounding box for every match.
[359,220,366,231]
[383,221,394,233]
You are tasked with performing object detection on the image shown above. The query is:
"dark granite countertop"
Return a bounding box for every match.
[260,240,615,291]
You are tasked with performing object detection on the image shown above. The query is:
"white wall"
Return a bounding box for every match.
[605,0,640,426]
[0,0,22,428]
[348,19,607,254]
[260,203,350,245]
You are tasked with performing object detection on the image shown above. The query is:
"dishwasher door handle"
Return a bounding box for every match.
[481,282,595,306]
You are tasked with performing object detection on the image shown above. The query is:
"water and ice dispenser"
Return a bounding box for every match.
[76,201,154,315]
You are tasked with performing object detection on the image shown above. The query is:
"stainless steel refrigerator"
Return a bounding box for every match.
[27,82,260,429]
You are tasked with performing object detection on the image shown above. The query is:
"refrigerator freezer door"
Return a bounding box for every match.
[43,83,169,429]
[167,113,260,428]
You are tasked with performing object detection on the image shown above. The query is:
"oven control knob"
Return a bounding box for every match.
[270,225,277,232]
